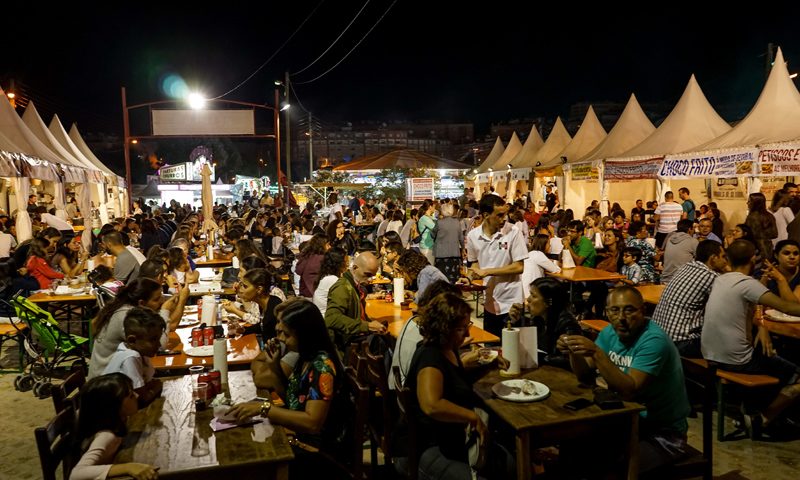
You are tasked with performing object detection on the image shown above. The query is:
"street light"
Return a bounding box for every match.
[280,103,291,111]
[188,93,205,109]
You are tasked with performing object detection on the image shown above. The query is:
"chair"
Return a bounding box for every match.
[52,370,86,414]
[641,357,715,480]
[35,405,77,480]
[345,363,372,479]
[364,343,397,472]
[347,340,368,382]
[392,365,418,480]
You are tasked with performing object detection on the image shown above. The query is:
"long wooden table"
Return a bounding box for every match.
[757,310,800,340]
[365,299,500,344]
[115,370,293,479]
[473,366,645,480]
[635,284,665,305]
[152,319,261,370]
[547,265,626,300]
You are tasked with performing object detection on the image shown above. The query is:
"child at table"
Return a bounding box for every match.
[25,237,64,290]
[618,247,643,286]
[71,373,159,480]
[102,307,164,408]
[92,265,124,294]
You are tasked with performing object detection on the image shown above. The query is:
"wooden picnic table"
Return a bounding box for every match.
[114,370,293,479]
[757,309,800,340]
[474,366,645,480]
[635,284,664,305]
[365,299,499,344]
[152,319,261,370]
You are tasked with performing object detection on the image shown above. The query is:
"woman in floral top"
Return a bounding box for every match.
[625,221,661,284]
[227,299,346,477]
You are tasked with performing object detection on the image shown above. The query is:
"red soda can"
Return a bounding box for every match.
[198,373,212,399]
[209,370,222,395]
[385,293,393,303]
[191,327,203,347]
[204,326,214,346]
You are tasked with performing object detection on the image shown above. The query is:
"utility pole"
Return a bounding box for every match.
[284,71,291,209]
[766,43,774,81]
[309,111,314,180]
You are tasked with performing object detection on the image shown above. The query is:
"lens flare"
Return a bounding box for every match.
[160,74,189,99]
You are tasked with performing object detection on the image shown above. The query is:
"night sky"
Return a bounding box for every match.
[3,2,799,136]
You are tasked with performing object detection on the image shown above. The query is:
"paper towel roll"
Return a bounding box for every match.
[502,327,520,375]
[393,277,404,306]
[87,258,96,271]
[213,338,228,386]
[207,244,214,261]
[232,257,240,269]
[202,295,216,326]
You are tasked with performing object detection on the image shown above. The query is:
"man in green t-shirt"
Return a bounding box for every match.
[561,220,597,268]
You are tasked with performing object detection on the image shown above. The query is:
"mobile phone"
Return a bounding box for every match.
[563,398,593,411]
[156,350,181,356]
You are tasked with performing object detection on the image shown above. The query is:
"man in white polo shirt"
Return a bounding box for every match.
[466,194,527,339]
[653,191,683,249]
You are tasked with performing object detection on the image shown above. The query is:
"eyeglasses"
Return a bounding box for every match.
[454,321,474,333]
[606,306,640,317]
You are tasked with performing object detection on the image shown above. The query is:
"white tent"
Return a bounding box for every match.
[506,125,544,196]
[576,94,656,215]
[530,117,572,208]
[602,75,732,222]
[0,89,70,241]
[541,107,607,212]
[482,132,522,197]
[70,123,129,218]
[476,137,506,174]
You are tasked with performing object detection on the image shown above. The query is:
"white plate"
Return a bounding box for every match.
[184,306,199,313]
[478,350,498,365]
[184,342,231,357]
[764,308,800,323]
[179,317,200,328]
[492,380,550,403]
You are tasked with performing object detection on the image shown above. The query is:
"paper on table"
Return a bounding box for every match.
[501,327,520,375]
[232,256,240,269]
[518,326,538,369]
[209,417,265,432]
[561,248,576,269]
[213,338,228,385]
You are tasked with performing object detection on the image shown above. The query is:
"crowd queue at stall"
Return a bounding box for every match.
[14,181,800,480]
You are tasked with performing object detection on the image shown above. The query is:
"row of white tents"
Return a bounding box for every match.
[470,47,800,229]
[0,87,127,249]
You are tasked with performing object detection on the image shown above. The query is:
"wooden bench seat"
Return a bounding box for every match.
[0,322,28,373]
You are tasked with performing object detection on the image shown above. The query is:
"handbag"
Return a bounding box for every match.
[466,407,489,470]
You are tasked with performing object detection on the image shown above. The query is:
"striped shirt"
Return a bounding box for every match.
[655,202,683,233]
[652,261,718,342]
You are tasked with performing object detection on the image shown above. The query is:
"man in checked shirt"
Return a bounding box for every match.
[651,240,729,358]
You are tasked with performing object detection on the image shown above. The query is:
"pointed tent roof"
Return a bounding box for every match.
[0,88,65,163]
[49,114,114,175]
[331,148,470,171]
[510,125,545,168]
[532,117,573,171]
[610,75,730,161]
[22,102,89,170]
[689,48,800,151]
[540,107,606,168]
[70,123,111,172]
[476,137,505,173]
[483,132,523,172]
[579,94,656,163]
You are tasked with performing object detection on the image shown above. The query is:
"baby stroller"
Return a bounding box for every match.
[6,293,91,399]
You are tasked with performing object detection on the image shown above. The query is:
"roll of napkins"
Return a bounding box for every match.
[202,295,216,326]
[213,338,228,386]
[501,324,520,376]
[232,256,240,269]
[87,258,96,271]
[561,248,576,269]
[393,277,404,306]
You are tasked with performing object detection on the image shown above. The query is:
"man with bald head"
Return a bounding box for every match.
[324,252,387,359]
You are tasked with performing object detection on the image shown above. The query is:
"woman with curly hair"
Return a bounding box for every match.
[393,292,514,479]
[235,238,268,264]
[326,219,357,256]
[295,233,329,298]
[312,247,348,316]
[394,250,448,303]
[226,300,348,478]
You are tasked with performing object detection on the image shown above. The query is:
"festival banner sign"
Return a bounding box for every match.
[604,157,663,181]
[711,178,747,201]
[660,148,758,178]
[756,144,800,176]
[570,164,598,181]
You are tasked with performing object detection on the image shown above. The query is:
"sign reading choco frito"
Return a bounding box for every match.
[660,148,758,178]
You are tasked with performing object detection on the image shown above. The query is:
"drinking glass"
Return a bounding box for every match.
[189,366,204,388]
[193,383,209,412]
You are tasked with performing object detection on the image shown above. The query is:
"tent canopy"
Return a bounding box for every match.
[509,125,544,169]
[579,94,656,163]
[541,106,606,169]
[331,147,470,171]
[50,115,115,175]
[532,117,573,172]
[481,131,522,172]
[476,137,505,173]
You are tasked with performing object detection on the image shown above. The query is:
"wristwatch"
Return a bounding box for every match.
[260,400,272,418]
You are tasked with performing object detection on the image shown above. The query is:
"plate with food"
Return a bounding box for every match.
[178,315,200,328]
[764,308,800,323]
[184,342,231,357]
[492,379,550,403]
[477,348,498,364]
[184,306,199,314]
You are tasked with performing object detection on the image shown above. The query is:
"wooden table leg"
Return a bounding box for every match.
[516,430,531,480]
[275,462,289,480]
[626,412,639,480]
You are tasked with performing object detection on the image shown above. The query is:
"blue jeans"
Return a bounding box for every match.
[417,445,516,480]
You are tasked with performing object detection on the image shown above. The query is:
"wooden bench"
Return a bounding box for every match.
[580,319,610,341]
[683,357,779,441]
[0,323,28,373]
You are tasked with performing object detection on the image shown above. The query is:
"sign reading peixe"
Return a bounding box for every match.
[406,178,434,202]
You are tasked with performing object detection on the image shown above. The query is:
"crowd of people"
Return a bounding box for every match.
[16,181,800,479]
